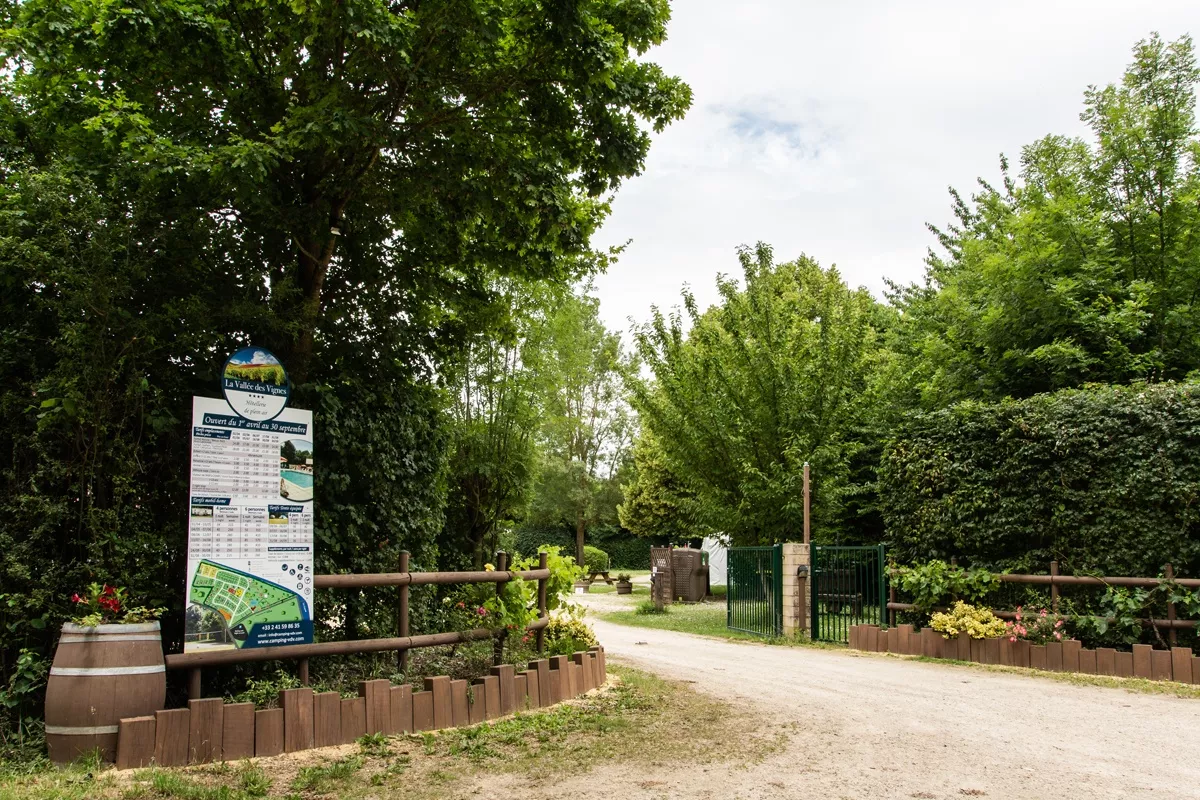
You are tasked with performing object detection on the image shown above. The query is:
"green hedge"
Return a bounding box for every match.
[583,545,609,573]
[879,382,1200,577]
[512,523,667,570]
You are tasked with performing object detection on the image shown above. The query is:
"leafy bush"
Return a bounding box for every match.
[1071,587,1152,647]
[543,614,597,656]
[891,560,1000,613]
[880,382,1200,576]
[930,602,1007,640]
[230,670,303,708]
[583,546,609,574]
[512,523,665,570]
[513,546,581,614]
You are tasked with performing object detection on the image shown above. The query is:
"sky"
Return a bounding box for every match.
[592,1,1199,337]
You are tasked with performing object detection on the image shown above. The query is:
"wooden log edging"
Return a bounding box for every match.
[847,625,1200,685]
[112,647,606,770]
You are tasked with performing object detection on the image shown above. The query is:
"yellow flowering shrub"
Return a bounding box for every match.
[930,601,1007,640]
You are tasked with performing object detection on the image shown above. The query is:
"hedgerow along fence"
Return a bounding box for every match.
[887,560,1200,649]
[45,551,555,763]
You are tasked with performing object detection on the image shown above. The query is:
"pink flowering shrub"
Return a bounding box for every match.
[1005,606,1067,645]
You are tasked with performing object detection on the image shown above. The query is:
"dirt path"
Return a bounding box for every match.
[559,598,1200,799]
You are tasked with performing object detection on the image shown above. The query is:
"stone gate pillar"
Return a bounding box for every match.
[781,543,811,638]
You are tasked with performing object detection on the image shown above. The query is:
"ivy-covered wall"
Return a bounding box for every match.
[880,382,1200,577]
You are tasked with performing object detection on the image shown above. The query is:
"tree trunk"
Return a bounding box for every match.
[575,513,585,569]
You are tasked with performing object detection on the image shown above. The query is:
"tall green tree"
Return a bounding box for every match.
[3,0,692,382]
[889,33,1200,408]
[0,0,690,676]
[525,286,632,565]
[441,288,543,569]
[617,429,700,542]
[629,244,882,545]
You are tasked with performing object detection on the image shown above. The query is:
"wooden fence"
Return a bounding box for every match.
[850,623,1198,684]
[117,647,607,770]
[170,551,552,700]
[887,560,1200,645]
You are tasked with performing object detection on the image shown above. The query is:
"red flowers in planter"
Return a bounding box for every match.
[68,583,163,627]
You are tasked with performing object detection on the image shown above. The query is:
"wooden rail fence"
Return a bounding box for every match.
[170,551,552,700]
[887,560,1199,645]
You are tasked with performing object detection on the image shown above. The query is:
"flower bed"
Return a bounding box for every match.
[849,624,1199,684]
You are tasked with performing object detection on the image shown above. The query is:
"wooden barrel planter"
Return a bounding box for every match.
[45,622,166,763]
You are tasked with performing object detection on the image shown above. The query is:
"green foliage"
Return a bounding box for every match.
[888,34,1200,408]
[543,615,598,656]
[441,288,545,570]
[292,755,364,793]
[0,649,48,755]
[1072,588,1148,647]
[635,601,668,615]
[229,670,302,709]
[0,0,689,724]
[618,429,704,541]
[629,243,885,545]
[514,523,662,570]
[881,382,1200,576]
[525,286,634,564]
[513,546,582,615]
[930,602,1007,640]
[891,561,1001,613]
[443,570,537,637]
[583,546,610,574]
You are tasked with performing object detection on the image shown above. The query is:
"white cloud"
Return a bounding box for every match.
[593,1,1198,337]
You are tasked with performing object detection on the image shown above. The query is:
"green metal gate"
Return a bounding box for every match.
[726,545,782,637]
[811,545,886,643]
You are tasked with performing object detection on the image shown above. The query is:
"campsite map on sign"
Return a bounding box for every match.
[184,394,315,652]
[188,561,309,646]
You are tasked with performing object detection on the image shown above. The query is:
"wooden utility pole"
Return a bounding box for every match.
[803,462,811,545]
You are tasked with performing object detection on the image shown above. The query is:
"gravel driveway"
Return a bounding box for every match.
[579,596,1200,799]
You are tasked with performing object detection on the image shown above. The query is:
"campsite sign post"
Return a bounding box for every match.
[183,347,315,653]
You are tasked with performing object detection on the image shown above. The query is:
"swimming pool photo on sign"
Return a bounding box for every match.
[279,437,314,502]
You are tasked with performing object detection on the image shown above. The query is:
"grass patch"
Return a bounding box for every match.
[599,600,840,650]
[0,666,779,800]
[635,600,667,615]
[585,583,648,595]
[290,755,363,793]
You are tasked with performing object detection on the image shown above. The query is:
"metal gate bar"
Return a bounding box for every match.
[726,545,782,637]
[811,545,886,643]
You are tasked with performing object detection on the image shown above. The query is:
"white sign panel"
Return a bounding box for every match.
[184,396,314,652]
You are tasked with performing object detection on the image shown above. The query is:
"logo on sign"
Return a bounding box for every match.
[221,346,290,421]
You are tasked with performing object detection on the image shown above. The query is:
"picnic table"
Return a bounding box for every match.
[586,571,616,585]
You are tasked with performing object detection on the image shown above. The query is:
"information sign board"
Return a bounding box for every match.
[184,396,314,652]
